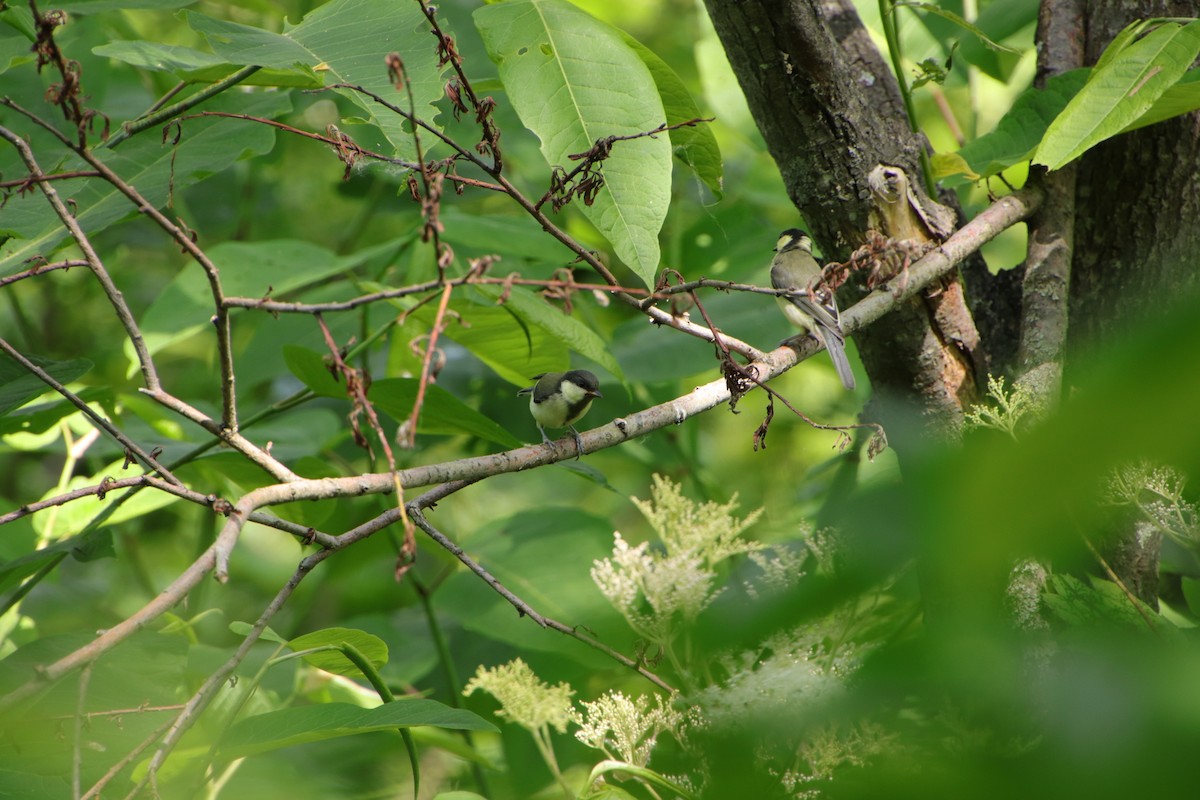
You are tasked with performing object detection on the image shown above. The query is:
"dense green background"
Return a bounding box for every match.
[3,1,1200,798]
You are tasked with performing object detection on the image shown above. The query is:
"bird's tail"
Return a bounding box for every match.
[815,325,856,391]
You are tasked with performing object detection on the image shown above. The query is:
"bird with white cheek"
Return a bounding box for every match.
[517,370,603,458]
[770,228,856,391]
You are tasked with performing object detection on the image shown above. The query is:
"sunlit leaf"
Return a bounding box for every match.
[0,92,289,275]
[0,354,92,417]
[474,284,624,382]
[1034,20,1200,170]
[289,627,389,677]
[949,69,1088,180]
[475,0,671,286]
[184,0,445,161]
[219,701,496,758]
[620,33,722,197]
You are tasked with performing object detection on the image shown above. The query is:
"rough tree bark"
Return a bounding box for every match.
[705,0,1200,609]
[701,0,984,450]
[1069,0,1200,605]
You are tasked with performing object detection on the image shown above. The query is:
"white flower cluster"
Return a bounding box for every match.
[463,657,577,734]
[574,690,685,768]
[591,474,763,647]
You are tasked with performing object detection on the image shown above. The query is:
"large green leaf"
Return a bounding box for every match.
[437,507,628,663]
[474,0,671,287]
[92,41,225,73]
[131,239,359,361]
[53,0,195,11]
[474,284,624,382]
[184,0,444,161]
[284,347,523,449]
[92,40,323,87]
[289,627,389,678]
[0,354,92,417]
[414,298,568,387]
[620,34,722,198]
[368,378,523,449]
[940,69,1089,181]
[439,208,578,264]
[1034,20,1200,170]
[219,700,496,758]
[0,91,289,275]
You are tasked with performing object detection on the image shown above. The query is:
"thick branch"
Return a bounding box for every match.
[1019,0,1084,396]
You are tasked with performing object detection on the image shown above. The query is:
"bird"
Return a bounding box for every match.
[770,228,856,390]
[517,370,603,458]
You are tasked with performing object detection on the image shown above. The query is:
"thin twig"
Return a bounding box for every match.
[0,337,181,485]
[405,282,454,448]
[407,484,676,693]
[0,122,161,390]
[222,274,651,313]
[0,170,100,188]
[117,509,403,796]
[103,65,262,149]
[0,259,89,289]
[187,110,504,192]
[72,661,94,800]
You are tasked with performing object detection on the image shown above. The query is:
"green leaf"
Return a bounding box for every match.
[474,284,624,382]
[947,69,1089,180]
[368,378,524,449]
[31,457,179,542]
[289,627,389,678]
[586,760,698,800]
[184,11,315,69]
[0,354,92,417]
[620,34,722,197]
[53,0,195,11]
[0,550,66,597]
[92,41,225,73]
[415,299,568,387]
[899,2,1021,54]
[1043,574,1165,631]
[229,621,287,645]
[92,41,323,87]
[284,348,521,447]
[219,700,497,758]
[475,0,671,287]
[184,0,445,162]
[437,508,627,661]
[1121,67,1200,132]
[1034,20,1200,170]
[282,346,344,397]
[439,208,578,264]
[949,0,1037,82]
[0,91,289,275]
[133,240,358,361]
[1,6,37,43]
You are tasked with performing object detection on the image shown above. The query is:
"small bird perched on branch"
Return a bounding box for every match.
[518,370,603,458]
[770,228,856,391]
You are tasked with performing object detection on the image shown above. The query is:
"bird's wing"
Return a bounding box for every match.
[781,288,843,333]
[517,373,548,396]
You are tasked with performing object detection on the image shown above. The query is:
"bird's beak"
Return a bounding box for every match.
[590,389,603,398]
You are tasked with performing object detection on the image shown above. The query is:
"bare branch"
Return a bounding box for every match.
[407,484,676,693]
[0,337,181,485]
[0,123,161,390]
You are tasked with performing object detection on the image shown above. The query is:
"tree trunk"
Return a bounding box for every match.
[702,0,983,446]
[1067,0,1200,604]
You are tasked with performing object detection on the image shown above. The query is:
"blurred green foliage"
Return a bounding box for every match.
[2,1,1199,798]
